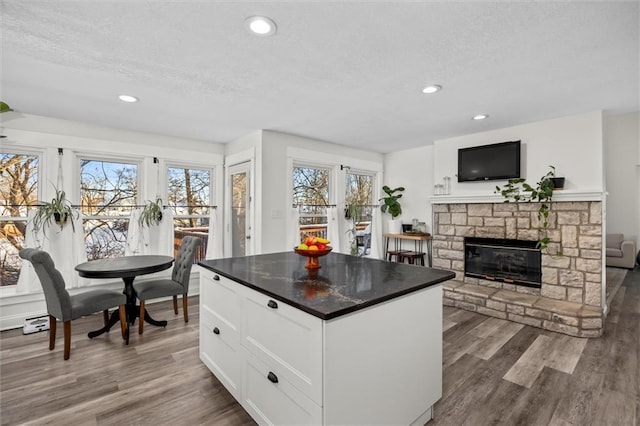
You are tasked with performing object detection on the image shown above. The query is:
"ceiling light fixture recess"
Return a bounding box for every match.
[472,114,489,120]
[422,84,442,94]
[118,95,139,103]
[245,16,277,36]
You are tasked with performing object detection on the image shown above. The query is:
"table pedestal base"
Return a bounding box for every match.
[87,276,167,343]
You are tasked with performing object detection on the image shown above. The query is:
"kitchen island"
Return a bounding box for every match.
[198,251,454,425]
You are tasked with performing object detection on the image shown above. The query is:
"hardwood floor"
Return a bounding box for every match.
[433,267,639,426]
[1,268,638,425]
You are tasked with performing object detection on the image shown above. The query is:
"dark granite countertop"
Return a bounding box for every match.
[199,252,455,320]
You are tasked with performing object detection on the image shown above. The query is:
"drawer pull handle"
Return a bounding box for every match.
[213,275,220,281]
[267,300,278,309]
[213,327,220,335]
[267,371,279,383]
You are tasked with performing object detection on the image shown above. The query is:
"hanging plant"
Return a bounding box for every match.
[344,203,363,256]
[32,185,77,236]
[139,197,164,227]
[494,165,560,254]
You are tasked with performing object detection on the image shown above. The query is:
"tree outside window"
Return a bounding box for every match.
[0,153,38,286]
[167,166,211,262]
[293,166,330,240]
[345,171,374,224]
[80,159,137,260]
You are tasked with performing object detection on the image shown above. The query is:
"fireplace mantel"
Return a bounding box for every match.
[430,190,604,205]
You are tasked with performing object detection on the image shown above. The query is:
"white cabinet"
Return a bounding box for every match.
[242,288,323,404]
[242,349,322,425]
[199,269,443,426]
[199,273,243,400]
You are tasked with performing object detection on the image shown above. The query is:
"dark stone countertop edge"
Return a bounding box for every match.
[198,262,455,321]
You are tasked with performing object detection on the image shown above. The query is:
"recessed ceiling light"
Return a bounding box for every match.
[118,95,139,103]
[245,16,277,36]
[472,114,489,120]
[422,84,442,94]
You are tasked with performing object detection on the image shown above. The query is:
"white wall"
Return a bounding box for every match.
[383,145,434,232]
[604,111,640,246]
[433,111,605,197]
[384,111,606,235]
[261,131,384,254]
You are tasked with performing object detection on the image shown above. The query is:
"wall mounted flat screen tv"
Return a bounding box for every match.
[457,140,521,182]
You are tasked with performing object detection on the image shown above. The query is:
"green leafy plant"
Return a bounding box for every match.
[0,101,13,113]
[139,197,164,227]
[344,203,363,256]
[494,166,559,253]
[379,185,405,219]
[32,186,76,235]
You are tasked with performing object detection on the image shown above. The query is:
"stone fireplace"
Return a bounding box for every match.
[433,199,604,337]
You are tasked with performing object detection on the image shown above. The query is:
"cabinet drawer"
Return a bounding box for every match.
[200,306,242,400]
[242,350,321,426]
[241,288,323,405]
[201,273,241,331]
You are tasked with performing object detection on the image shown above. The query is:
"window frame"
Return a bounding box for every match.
[292,161,334,230]
[76,152,144,260]
[0,146,44,290]
[165,161,215,225]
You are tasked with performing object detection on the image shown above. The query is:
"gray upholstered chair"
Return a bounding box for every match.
[19,248,128,360]
[132,236,201,334]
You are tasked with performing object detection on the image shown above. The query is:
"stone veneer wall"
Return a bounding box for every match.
[433,201,604,337]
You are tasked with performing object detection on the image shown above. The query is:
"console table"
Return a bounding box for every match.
[384,233,432,267]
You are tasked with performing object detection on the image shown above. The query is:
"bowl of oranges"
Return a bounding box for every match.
[294,235,332,269]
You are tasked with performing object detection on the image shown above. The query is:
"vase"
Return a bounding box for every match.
[550,177,565,189]
[387,219,402,234]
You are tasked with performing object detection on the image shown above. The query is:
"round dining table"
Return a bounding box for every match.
[75,255,174,341]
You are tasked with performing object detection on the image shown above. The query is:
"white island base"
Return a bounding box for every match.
[200,270,443,425]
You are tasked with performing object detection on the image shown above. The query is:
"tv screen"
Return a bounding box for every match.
[457,140,521,182]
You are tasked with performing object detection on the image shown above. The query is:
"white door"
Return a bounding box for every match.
[229,162,252,257]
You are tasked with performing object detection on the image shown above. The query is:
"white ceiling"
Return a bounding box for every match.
[2,1,638,153]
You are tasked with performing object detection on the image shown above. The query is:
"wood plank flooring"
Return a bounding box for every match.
[1,267,638,425]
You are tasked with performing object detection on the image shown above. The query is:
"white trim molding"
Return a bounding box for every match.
[430,190,605,205]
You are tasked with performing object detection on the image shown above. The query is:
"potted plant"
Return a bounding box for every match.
[379,185,404,234]
[494,165,560,253]
[32,186,76,235]
[139,197,164,227]
[344,203,363,255]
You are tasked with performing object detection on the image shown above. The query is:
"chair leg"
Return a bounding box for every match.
[118,305,128,344]
[63,321,71,360]
[103,310,109,326]
[183,294,189,323]
[139,301,145,335]
[173,295,178,315]
[49,315,56,350]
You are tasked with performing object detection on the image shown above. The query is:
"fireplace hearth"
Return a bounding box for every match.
[464,237,541,288]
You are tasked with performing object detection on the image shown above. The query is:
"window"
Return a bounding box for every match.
[167,165,211,262]
[293,165,330,240]
[80,158,138,260]
[0,152,39,286]
[345,171,374,225]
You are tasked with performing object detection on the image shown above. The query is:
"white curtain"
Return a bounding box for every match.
[326,206,342,254]
[368,208,383,260]
[125,208,174,256]
[17,208,88,292]
[205,208,223,259]
[287,207,301,249]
